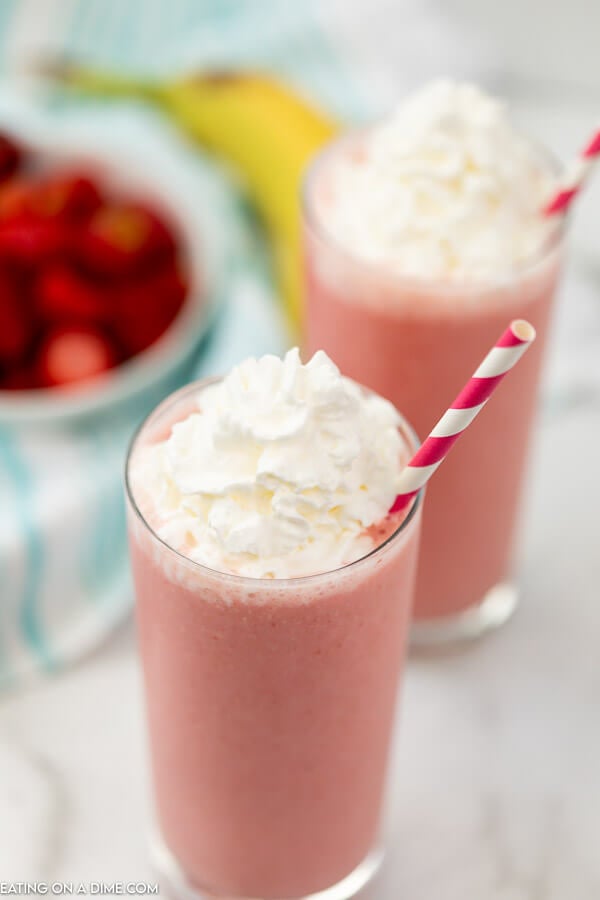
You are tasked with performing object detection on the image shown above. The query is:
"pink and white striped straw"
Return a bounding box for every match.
[543,128,600,216]
[390,319,536,515]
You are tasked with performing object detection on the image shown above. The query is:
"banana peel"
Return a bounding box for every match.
[40,61,340,333]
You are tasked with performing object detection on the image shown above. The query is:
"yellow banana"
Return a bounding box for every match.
[41,62,339,332]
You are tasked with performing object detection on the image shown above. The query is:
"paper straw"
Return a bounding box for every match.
[390,319,536,514]
[543,128,600,216]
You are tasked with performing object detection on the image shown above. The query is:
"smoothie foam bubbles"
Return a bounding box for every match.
[129,348,408,579]
[319,80,555,280]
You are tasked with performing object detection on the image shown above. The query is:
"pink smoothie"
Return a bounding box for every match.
[304,139,563,623]
[126,386,422,898]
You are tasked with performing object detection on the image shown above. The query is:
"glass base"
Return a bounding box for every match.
[149,829,384,900]
[409,581,518,648]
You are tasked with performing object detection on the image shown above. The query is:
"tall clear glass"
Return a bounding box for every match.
[125,378,423,900]
[303,131,564,645]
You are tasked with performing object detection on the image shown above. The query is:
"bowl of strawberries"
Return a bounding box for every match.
[0,124,212,423]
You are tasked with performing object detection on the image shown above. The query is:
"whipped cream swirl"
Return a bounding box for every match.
[132,349,406,578]
[321,80,556,279]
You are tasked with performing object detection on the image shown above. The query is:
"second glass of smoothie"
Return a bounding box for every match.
[126,349,423,900]
[304,80,564,642]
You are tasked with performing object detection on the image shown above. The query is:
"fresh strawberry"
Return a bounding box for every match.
[37,325,117,387]
[114,291,174,356]
[0,134,22,183]
[0,216,73,264]
[112,261,188,356]
[146,261,189,310]
[0,178,33,221]
[0,270,30,364]
[0,365,37,391]
[36,263,110,324]
[30,173,103,222]
[81,202,176,275]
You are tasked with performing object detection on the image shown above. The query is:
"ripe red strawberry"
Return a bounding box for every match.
[36,263,110,324]
[81,202,176,275]
[37,325,117,387]
[30,173,103,222]
[112,261,188,356]
[114,291,175,356]
[0,365,37,391]
[0,216,73,264]
[0,178,33,221]
[147,262,189,310]
[0,134,22,183]
[0,270,30,364]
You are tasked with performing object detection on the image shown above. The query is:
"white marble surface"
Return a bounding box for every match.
[1,85,599,900]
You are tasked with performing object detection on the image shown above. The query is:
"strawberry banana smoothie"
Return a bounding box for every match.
[304,81,564,641]
[126,349,422,900]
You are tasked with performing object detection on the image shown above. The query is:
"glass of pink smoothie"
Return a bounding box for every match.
[125,352,423,900]
[303,82,564,644]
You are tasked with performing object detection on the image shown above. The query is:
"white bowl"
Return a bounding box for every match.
[0,113,222,425]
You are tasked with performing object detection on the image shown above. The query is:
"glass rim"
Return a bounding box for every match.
[302,125,566,291]
[124,376,423,588]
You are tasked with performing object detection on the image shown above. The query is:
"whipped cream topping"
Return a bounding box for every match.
[320,80,556,280]
[131,349,407,578]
